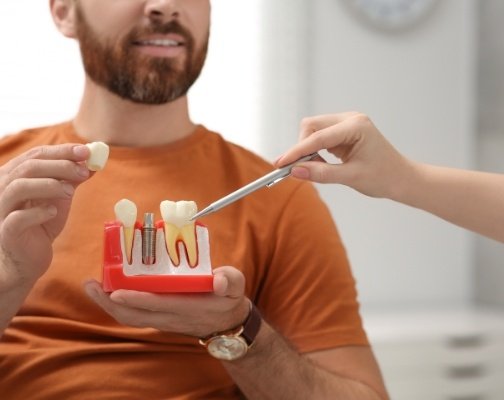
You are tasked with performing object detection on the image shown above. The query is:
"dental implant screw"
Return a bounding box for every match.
[142,212,156,265]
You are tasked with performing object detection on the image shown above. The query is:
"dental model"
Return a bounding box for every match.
[102,199,213,293]
[114,199,137,264]
[85,141,110,171]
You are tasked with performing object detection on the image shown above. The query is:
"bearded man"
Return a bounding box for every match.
[0,1,387,399]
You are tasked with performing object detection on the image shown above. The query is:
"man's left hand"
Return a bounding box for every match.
[84,266,250,338]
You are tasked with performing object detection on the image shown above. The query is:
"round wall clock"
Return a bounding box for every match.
[342,0,439,31]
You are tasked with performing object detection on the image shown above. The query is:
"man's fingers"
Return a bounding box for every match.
[84,280,159,327]
[213,266,245,298]
[5,159,90,183]
[0,178,75,218]
[84,280,147,316]
[1,144,90,172]
[108,288,210,312]
[1,205,58,239]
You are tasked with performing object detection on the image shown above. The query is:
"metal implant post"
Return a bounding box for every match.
[142,213,156,265]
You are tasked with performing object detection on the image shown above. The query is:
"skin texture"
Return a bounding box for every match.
[277,112,504,243]
[0,2,388,399]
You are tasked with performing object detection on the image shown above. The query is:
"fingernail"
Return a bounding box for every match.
[62,183,75,196]
[73,145,88,158]
[291,166,310,179]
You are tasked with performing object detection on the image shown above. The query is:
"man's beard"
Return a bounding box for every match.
[75,7,208,105]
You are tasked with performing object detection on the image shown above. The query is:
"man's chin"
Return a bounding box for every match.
[113,87,188,105]
[87,74,186,105]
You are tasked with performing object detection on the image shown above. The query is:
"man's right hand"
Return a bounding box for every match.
[0,144,91,290]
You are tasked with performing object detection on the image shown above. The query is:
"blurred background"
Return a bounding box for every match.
[1,0,503,398]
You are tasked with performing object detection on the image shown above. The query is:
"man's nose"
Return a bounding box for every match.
[144,0,180,22]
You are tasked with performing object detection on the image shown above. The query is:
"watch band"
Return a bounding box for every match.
[199,301,262,345]
[240,302,262,346]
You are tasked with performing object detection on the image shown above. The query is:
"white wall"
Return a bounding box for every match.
[189,2,262,151]
[0,2,82,135]
[311,0,477,310]
[475,0,504,308]
[257,0,477,311]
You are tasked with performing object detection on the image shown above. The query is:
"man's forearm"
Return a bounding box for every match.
[223,322,384,400]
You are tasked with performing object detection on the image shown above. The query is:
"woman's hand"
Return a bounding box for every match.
[276,112,413,199]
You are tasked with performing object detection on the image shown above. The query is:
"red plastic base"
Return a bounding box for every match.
[102,221,214,293]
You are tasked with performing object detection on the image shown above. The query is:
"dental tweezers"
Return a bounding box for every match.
[190,152,320,220]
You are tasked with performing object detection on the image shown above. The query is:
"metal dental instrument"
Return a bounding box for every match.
[190,152,320,221]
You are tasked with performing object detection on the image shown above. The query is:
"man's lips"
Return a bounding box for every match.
[133,33,186,46]
[134,38,183,47]
[132,35,186,58]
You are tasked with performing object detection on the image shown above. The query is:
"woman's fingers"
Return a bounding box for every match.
[276,115,365,167]
[291,161,353,184]
[298,112,361,140]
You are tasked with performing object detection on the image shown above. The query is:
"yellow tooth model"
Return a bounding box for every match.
[160,200,198,267]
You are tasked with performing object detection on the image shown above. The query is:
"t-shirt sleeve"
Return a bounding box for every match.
[256,182,369,353]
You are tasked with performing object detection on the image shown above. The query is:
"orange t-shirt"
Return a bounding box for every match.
[0,123,368,399]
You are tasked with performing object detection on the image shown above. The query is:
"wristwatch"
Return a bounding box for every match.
[199,302,262,361]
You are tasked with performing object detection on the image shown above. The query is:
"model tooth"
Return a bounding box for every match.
[160,200,198,267]
[85,141,110,171]
[114,199,137,264]
[161,200,197,227]
[160,200,177,223]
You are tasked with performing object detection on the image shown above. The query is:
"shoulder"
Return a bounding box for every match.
[200,128,273,175]
[200,126,323,213]
[201,127,305,189]
[0,122,71,165]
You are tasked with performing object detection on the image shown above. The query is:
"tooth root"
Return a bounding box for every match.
[114,199,137,265]
[123,227,134,264]
[180,223,197,267]
[164,222,181,266]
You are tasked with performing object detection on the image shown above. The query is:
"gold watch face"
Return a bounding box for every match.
[206,335,248,361]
